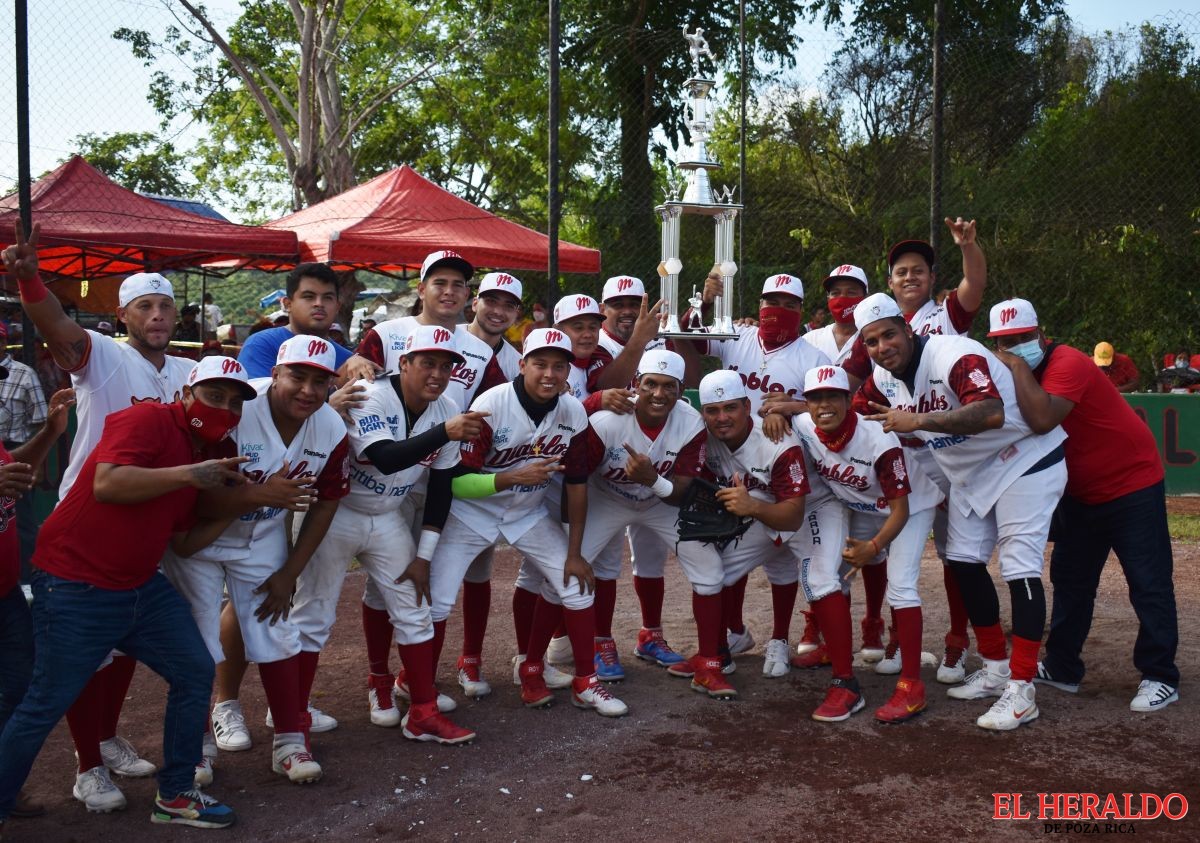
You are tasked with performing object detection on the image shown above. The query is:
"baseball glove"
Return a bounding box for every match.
[676,477,753,551]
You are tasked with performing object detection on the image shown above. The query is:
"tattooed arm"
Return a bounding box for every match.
[94,456,249,504]
[866,398,1003,436]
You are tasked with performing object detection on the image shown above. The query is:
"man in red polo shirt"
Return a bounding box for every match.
[989,300,1178,713]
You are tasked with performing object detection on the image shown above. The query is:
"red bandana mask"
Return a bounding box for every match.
[828,296,861,325]
[185,401,240,444]
[758,306,802,349]
[814,403,857,452]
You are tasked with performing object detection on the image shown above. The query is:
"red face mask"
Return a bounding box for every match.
[758,306,802,348]
[185,400,240,444]
[827,296,861,325]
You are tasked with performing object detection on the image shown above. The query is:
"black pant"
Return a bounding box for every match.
[1043,480,1179,686]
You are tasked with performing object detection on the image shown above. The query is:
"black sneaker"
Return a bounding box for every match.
[1034,661,1080,694]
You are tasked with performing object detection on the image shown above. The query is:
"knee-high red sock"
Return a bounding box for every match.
[259,656,302,735]
[98,655,136,741]
[430,619,447,673]
[297,650,320,710]
[461,580,491,658]
[362,603,394,675]
[397,640,436,705]
[692,592,723,658]
[811,591,853,678]
[893,606,923,680]
[593,579,617,639]
[943,565,970,639]
[633,575,665,629]
[527,597,564,663]
[724,575,748,634]
[66,672,107,772]
[512,587,540,655]
[1009,635,1039,682]
[770,581,799,641]
[562,605,598,678]
[862,564,887,623]
[973,622,1008,662]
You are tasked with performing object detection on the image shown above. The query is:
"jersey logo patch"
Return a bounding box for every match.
[492,426,511,447]
[967,369,991,390]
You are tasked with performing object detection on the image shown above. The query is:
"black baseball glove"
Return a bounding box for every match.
[676,477,753,551]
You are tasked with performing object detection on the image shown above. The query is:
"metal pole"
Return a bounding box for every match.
[547,0,560,304]
[738,0,746,316]
[16,0,35,361]
[930,0,945,262]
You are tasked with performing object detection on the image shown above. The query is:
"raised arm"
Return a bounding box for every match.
[945,217,987,315]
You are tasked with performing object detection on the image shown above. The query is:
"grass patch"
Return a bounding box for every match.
[1168,514,1200,542]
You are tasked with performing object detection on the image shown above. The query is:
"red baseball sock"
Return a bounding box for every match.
[811,591,853,678]
[461,579,491,658]
[259,656,302,735]
[633,575,665,629]
[527,597,564,663]
[692,591,723,658]
[893,606,924,681]
[862,563,887,622]
[362,603,394,675]
[724,575,748,634]
[66,672,106,772]
[98,654,136,741]
[1009,635,1040,682]
[562,605,598,678]
[430,619,447,672]
[944,565,970,639]
[512,587,540,655]
[770,581,799,641]
[973,622,1008,662]
[397,639,436,705]
[593,578,617,639]
[297,650,320,710]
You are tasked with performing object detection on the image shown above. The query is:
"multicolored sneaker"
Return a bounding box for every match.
[151,788,236,828]
[811,676,865,722]
[593,637,625,682]
[875,678,927,723]
[571,674,629,717]
[634,628,687,666]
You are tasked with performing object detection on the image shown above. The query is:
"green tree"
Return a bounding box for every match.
[68,131,193,196]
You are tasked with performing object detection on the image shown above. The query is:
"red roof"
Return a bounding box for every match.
[264,165,600,274]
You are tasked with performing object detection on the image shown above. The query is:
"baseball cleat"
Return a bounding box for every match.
[948,659,1011,700]
[271,742,323,783]
[1033,661,1080,694]
[73,765,127,813]
[456,655,493,698]
[859,616,885,663]
[634,627,687,666]
[977,680,1038,731]
[666,655,696,678]
[1130,680,1178,713]
[518,660,554,708]
[796,610,821,655]
[266,703,339,733]
[151,788,236,829]
[512,654,573,689]
[726,626,755,656]
[401,704,477,745]
[100,735,157,777]
[690,657,738,699]
[593,637,625,682]
[937,632,971,684]
[874,637,901,675]
[875,678,927,723]
[393,671,457,713]
[193,756,214,789]
[791,644,832,670]
[572,674,629,717]
[811,676,865,722]
[368,673,401,727]
[546,634,573,665]
[763,638,792,677]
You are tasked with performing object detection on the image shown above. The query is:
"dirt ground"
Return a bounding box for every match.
[6,502,1199,842]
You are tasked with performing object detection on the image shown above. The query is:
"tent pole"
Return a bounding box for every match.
[547,0,560,303]
[15,0,34,362]
[201,271,209,339]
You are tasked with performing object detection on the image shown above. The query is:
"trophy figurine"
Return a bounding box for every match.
[687,286,704,330]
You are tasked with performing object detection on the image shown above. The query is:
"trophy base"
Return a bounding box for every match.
[658,329,741,342]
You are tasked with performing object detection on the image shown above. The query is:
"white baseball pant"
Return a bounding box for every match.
[161,552,228,664]
[848,506,937,610]
[627,523,668,578]
[786,496,850,603]
[513,520,622,594]
[721,522,801,587]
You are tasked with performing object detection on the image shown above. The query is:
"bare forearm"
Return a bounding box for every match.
[94,463,192,504]
[916,399,1002,435]
[11,421,62,470]
[197,483,267,519]
[1006,364,1057,433]
[172,516,238,557]
[565,483,587,556]
[874,498,909,549]
[752,497,806,533]
[21,289,89,371]
[957,242,988,312]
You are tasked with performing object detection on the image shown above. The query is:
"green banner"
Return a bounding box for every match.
[1123,394,1200,495]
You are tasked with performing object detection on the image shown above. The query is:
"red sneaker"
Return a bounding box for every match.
[402,703,476,745]
[791,644,831,670]
[666,655,697,678]
[796,610,822,655]
[518,660,554,708]
[811,676,865,722]
[690,658,738,699]
[875,678,927,723]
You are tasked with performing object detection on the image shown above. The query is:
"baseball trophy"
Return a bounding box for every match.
[656,26,742,340]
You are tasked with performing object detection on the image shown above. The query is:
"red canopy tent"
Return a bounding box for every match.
[261,165,600,274]
[0,156,299,312]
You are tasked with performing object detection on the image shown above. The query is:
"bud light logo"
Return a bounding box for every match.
[546,330,564,344]
[617,277,635,292]
[999,307,1018,326]
[308,339,329,357]
[221,358,242,375]
[817,366,835,383]
[433,327,452,344]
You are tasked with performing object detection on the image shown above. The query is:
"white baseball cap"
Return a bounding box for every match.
[119,272,174,307]
[602,275,646,302]
[853,292,904,332]
[402,323,466,364]
[276,334,338,374]
[477,271,523,302]
[822,264,870,292]
[329,322,345,333]
[553,294,602,325]
[761,274,805,300]
[987,298,1039,337]
[803,365,851,395]
[187,355,256,400]
[637,349,685,382]
[522,327,575,359]
[420,249,474,283]
[698,369,749,406]
[267,310,288,324]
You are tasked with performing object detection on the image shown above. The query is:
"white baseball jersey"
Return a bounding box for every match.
[702,423,810,543]
[856,335,1066,517]
[586,402,706,506]
[360,317,502,410]
[345,377,460,513]
[905,290,976,337]
[802,324,859,366]
[793,413,942,515]
[709,327,832,414]
[451,383,589,542]
[60,331,196,498]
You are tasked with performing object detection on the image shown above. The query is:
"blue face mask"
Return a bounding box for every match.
[1008,338,1044,369]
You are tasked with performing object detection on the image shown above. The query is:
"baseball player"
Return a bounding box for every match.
[853,293,1066,731]
[163,336,350,785]
[4,222,191,810]
[795,365,943,722]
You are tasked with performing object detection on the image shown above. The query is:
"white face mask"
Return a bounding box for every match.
[1008,338,1044,369]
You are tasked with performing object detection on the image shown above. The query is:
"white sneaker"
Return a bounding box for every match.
[512,654,572,689]
[271,742,323,783]
[100,735,157,777]
[947,658,1011,700]
[874,640,901,675]
[73,765,127,813]
[546,635,573,665]
[936,649,968,685]
[727,626,755,656]
[211,700,252,752]
[368,674,401,727]
[763,639,791,678]
[572,676,628,717]
[265,703,340,732]
[1130,679,1178,712]
[393,677,456,713]
[456,656,493,698]
[977,680,1039,731]
[193,756,213,789]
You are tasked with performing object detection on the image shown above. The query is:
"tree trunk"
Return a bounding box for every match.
[613,58,660,277]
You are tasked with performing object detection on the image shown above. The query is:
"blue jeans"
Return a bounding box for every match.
[0,585,34,733]
[1043,480,1180,687]
[0,570,215,820]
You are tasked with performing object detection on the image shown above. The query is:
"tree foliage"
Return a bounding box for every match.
[69,131,193,197]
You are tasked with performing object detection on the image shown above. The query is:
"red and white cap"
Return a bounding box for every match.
[276,334,339,374]
[477,271,523,302]
[698,370,749,406]
[761,274,805,300]
[523,327,575,359]
[822,264,870,292]
[853,292,903,332]
[987,298,1039,337]
[637,349,685,382]
[601,275,646,301]
[420,249,474,282]
[401,323,466,364]
[553,294,602,325]
[803,365,851,395]
[119,272,175,307]
[187,355,256,400]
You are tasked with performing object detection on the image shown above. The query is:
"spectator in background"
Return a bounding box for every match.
[328,323,347,347]
[174,305,203,345]
[1093,342,1140,392]
[804,307,828,333]
[202,292,222,338]
[0,324,49,580]
[94,321,114,338]
[517,299,549,344]
[356,317,377,347]
[200,340,224,358]
[267,310,289,327]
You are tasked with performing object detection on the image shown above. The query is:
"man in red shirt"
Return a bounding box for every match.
[0,356,256,831]
[1092,342,1140,392]
[989,300,1178,712]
